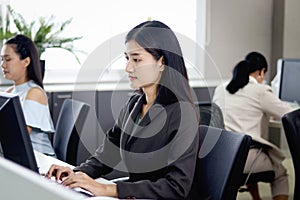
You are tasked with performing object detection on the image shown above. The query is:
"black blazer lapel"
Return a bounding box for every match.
[122,95,144,146]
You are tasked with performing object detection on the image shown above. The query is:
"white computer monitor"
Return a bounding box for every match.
[0,156,86,200]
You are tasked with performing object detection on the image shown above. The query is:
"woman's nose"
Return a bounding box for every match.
[1,61,5,68]
[125,61,134,73]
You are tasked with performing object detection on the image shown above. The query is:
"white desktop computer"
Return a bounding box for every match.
[0,156,87,200]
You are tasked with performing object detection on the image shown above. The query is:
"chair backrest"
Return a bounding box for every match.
[53,99,90,165]
[190,125,251,200]
[281,108,300,200]
[196,102,225,129]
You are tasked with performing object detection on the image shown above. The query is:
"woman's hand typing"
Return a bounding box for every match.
[46,164,74,182]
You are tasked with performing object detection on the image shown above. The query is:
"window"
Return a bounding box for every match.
[7,0,197,83]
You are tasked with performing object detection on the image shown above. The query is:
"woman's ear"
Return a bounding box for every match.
[159,64,165,72]
[259,68,266,75]
[23,57,31,68]
[158,56,165,71]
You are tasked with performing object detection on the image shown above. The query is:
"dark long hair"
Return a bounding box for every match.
[226,51,268,94]
[5,34,43,88]
[125,20,193,105]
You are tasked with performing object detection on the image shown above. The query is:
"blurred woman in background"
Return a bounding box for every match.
[213,52,293,200]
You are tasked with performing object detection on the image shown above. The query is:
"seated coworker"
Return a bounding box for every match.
[213,52,293,200]
[1,34,56,157]
[46,20,200,199]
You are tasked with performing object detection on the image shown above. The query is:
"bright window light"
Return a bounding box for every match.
[8,0,197,82]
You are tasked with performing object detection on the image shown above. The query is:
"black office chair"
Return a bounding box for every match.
[196,101,225,129]
[53,99,90,166]
[282,108,300,200]
[190,125,251,200]
[239,141,275,199]
[196,102,274,198]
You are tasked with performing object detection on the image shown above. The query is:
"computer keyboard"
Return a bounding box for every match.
[282,101,300,109]
[72,186,94,197]
[44,176,94,197]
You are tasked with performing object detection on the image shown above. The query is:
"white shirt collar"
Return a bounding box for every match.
[249,76,258,84]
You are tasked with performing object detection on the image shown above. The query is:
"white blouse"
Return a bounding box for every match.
[11,80,55,156]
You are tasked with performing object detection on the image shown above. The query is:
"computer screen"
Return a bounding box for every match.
[278,58,300,104]
[0,92,39,173]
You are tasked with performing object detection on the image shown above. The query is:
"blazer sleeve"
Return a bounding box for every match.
[116,102,200,199]
[260,85,293,119]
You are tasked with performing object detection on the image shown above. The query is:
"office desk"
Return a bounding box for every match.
[268,103,300,150]
[268,119,284,148]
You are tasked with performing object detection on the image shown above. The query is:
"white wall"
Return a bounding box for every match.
[199,0,273,81]
[283,0,300,58]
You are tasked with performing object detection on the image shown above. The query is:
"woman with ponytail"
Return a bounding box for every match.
[226,60,252,94]
[213,52,293,200]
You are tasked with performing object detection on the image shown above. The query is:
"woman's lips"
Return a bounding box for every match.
[129,75,137,81]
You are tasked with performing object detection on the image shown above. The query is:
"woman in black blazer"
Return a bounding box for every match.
[47,20,200,199]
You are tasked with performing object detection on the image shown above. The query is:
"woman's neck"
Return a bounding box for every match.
[141,85,158,117]
[142,85,158,105]
[14,77,30,86]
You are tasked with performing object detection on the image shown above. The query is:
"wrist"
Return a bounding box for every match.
[103,184,118,197]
